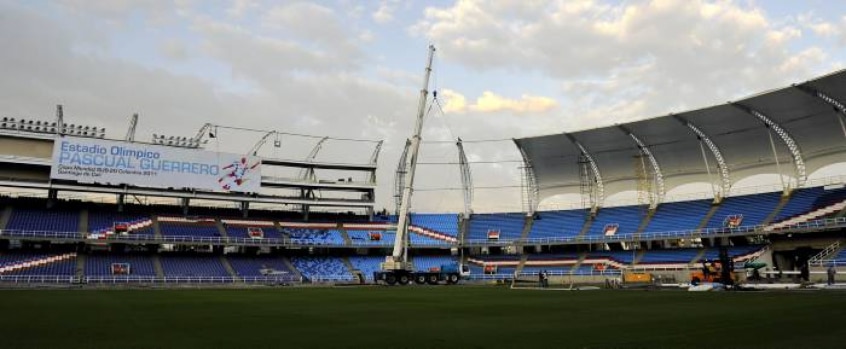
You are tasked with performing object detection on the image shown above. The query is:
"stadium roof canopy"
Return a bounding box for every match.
[514,69,846,206]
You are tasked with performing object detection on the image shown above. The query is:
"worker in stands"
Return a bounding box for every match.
[827,264,837,286]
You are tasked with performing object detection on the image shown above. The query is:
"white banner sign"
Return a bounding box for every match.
[51,136,261,193]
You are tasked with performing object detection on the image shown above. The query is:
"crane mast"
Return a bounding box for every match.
[385,45,436,270]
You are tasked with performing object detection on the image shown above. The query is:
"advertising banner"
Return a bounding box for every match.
[51,136,261,193]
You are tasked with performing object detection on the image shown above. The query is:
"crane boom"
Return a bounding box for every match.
[389,45,436,266]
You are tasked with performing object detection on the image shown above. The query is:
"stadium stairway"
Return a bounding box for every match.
[632,250,646,265]
[761,191,792,225]
[458,216,469,244]
[408,226,457,243]
[152,254,165,278]
[75,253,86,279]
[79,209,89,234]
[634,208,656,235]
[518,214,534,243]
[0,206,11,230]
[568,252,588,273]
[575,213,595,238]
[339,224,352,246]
[152,216,163,239]
[282,257,304,281]
[690,249,707,264]
[809,240,843,265]
[514,254,529,275]
[215,219,229,239]
[219,255,240,282]
[696,203,722,232]
[341,257,361,282]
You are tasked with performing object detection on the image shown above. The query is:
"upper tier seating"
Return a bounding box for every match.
[771,186,846,222]
[409,232,450,245]
[706,192,782,229]
[347,230,394,246]
[225,225,282,239]
[6,209,79,233]
[644,199,712,233]
[814,186,846,208]
[411,214,459,237]
[289,256,353,281]
[159,255,230,277]
[159,223,221,238]
[467,213,525,240]
[283,229,345,245]
[88,212,153,235]
[586,206,646,236]
[528,210,587,239]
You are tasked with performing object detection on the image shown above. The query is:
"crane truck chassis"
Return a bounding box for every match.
[374,263,469,286]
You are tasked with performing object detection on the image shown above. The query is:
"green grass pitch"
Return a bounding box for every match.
[0,286,844,349]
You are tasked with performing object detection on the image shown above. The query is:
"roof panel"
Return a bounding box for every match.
[517,70,846,203]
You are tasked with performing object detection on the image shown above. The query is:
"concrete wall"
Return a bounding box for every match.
[0,136,53,159]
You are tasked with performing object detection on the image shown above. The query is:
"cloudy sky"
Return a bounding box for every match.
[1,0,845,213]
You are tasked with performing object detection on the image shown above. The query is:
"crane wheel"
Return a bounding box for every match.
[427,274,439,285]
[447,274,459,284]
[398,274,410,285]
[386,274,397,286]
[415,275,426,284]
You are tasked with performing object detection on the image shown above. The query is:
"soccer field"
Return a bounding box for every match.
[0,286,844,349]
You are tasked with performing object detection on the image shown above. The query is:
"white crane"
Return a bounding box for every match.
[380,45,436,274]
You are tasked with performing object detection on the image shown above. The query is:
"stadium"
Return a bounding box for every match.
[4,2,846,349]
[1,59,846,348]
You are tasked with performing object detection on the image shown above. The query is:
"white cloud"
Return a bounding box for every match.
[415,0,832,131]
[372,0,399,24]
[442,90,558,114]
[159,38,188,60]
[226,0,258,18]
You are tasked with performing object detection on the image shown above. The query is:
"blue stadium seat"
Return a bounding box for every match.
[410,213,459,237]
[467,213,525,240]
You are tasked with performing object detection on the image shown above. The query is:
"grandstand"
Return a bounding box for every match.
[0,70,845,286]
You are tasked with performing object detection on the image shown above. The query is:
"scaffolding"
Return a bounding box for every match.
[578,154,597,210]
[634,153,654,209]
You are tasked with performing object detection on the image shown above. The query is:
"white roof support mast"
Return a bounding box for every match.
[389,45,436,267]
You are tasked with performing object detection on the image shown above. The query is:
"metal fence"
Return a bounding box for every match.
[1,217,844,248]
[0,275,302,284]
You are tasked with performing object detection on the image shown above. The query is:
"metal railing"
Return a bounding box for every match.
[515,269,622,277]
[0,275,77,283]
[304,275,358,283]
[465,269,622,281]
[0,275,303,284]
[1,217,844,248]
[464,217,846,246]
[83,276,300,284]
